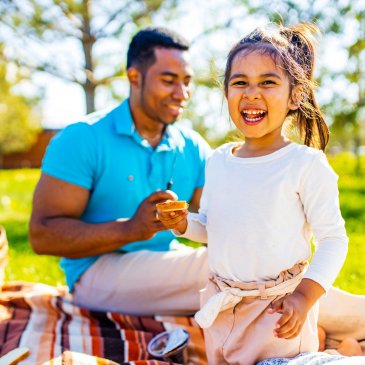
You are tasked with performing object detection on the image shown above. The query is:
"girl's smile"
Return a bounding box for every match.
[241,109,267,125]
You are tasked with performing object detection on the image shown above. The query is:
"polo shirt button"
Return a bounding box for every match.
[128,175,134,182]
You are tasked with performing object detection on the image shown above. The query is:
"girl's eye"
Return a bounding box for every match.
[232,81,247,86]
[262,80,276,85]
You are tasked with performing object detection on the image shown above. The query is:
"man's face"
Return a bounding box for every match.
[138,47,193,126]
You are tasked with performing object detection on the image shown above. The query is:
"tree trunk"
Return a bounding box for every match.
[83,82,96,114]
[81,0,96,114]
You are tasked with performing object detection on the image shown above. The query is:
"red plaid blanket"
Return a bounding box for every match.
[0,282,207,364]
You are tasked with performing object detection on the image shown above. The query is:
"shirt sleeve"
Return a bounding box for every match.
[42,122,97,190]
[300,152,348,291]
[174,212,207,243]
[175,158,209,243]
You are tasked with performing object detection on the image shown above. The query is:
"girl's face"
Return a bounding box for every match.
[226,50,298,148]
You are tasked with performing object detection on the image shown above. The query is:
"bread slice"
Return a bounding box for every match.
[156,201,189,212]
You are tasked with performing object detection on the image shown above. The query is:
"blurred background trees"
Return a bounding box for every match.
[0,0,364,165]
[0,0,179,114]
[0,44,41,155]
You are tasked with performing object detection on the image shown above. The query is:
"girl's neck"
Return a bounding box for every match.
[233,137,291,158]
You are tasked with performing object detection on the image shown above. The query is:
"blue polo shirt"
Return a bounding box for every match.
[42,99,211,290]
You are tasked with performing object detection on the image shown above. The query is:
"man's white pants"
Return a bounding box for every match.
[73,244,360,342]
[73,246,209,315]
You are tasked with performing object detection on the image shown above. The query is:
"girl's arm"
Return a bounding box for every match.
[175,212,208,243]
[269,151,348,339]
[301,151,348,290]
[157,211,208,243]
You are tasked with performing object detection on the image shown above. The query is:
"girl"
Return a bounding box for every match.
[157,23,348,365]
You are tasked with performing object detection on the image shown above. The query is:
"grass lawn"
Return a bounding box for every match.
[328,154,365,294]
[0,169,65,286]
[0,153,364,293]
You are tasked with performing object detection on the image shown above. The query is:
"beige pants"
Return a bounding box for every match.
[201,274,319,365]
[73,245,209,315]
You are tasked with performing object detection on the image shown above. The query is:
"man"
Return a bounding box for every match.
[29,27,211,315]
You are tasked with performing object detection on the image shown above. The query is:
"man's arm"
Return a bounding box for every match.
[29,173,176,258]
[188,187,202,213]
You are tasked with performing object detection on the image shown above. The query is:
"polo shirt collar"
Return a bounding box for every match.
[113,99,184,151]
[113,99,135,137]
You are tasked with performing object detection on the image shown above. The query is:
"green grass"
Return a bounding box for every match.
[328,154,365,294]
[0,169,65,286]
[0,154,364,293]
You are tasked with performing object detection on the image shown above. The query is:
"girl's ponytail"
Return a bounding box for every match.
[281,24,329,151]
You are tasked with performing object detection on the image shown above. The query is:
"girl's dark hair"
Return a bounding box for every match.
[224,23,329,151]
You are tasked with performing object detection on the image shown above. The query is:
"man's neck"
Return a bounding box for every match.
[139,130,165,148]
[129,104,165,148]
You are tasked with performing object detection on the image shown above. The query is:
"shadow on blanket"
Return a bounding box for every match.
[0,282,207,365]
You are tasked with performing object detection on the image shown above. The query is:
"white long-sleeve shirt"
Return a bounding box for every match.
[179,142,348,291]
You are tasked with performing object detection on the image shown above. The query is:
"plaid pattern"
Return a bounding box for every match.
[0,282,207,365]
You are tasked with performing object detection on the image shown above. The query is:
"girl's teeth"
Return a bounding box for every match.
[246,116,262,122]
[242,110,266,122]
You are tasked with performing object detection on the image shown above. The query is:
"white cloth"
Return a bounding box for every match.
[179,142,348,291]
[195,267,305,328]
[319,287,365,352]
[73,246,209,315]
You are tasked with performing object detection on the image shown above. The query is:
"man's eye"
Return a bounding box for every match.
[162,79,174,85]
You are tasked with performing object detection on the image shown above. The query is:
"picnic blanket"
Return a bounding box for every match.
[2,282,365,364]
[0,281,207,365]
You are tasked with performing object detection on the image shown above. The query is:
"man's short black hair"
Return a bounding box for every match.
[126,27,190,73]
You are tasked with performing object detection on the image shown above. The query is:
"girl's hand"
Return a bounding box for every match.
[156,209,188,235]
[267,291,310,339]
[267,278,325,339]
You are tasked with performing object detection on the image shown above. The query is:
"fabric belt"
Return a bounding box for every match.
[195,261,308,329]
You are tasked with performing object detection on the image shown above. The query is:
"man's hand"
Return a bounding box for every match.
[128,190,178,241]
[267,278,325,339]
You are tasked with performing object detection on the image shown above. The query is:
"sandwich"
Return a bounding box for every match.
[156,201,189,212]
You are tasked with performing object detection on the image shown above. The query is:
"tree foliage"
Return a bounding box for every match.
[1,0,364,158]
[0,0,178,114]
[0,47,41,155]
[329,8,365,160]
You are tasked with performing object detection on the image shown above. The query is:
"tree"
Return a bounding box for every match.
[0,45,41,155]
[327,6,365,169]
[0,0,178,114]
[2,0,364,156]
